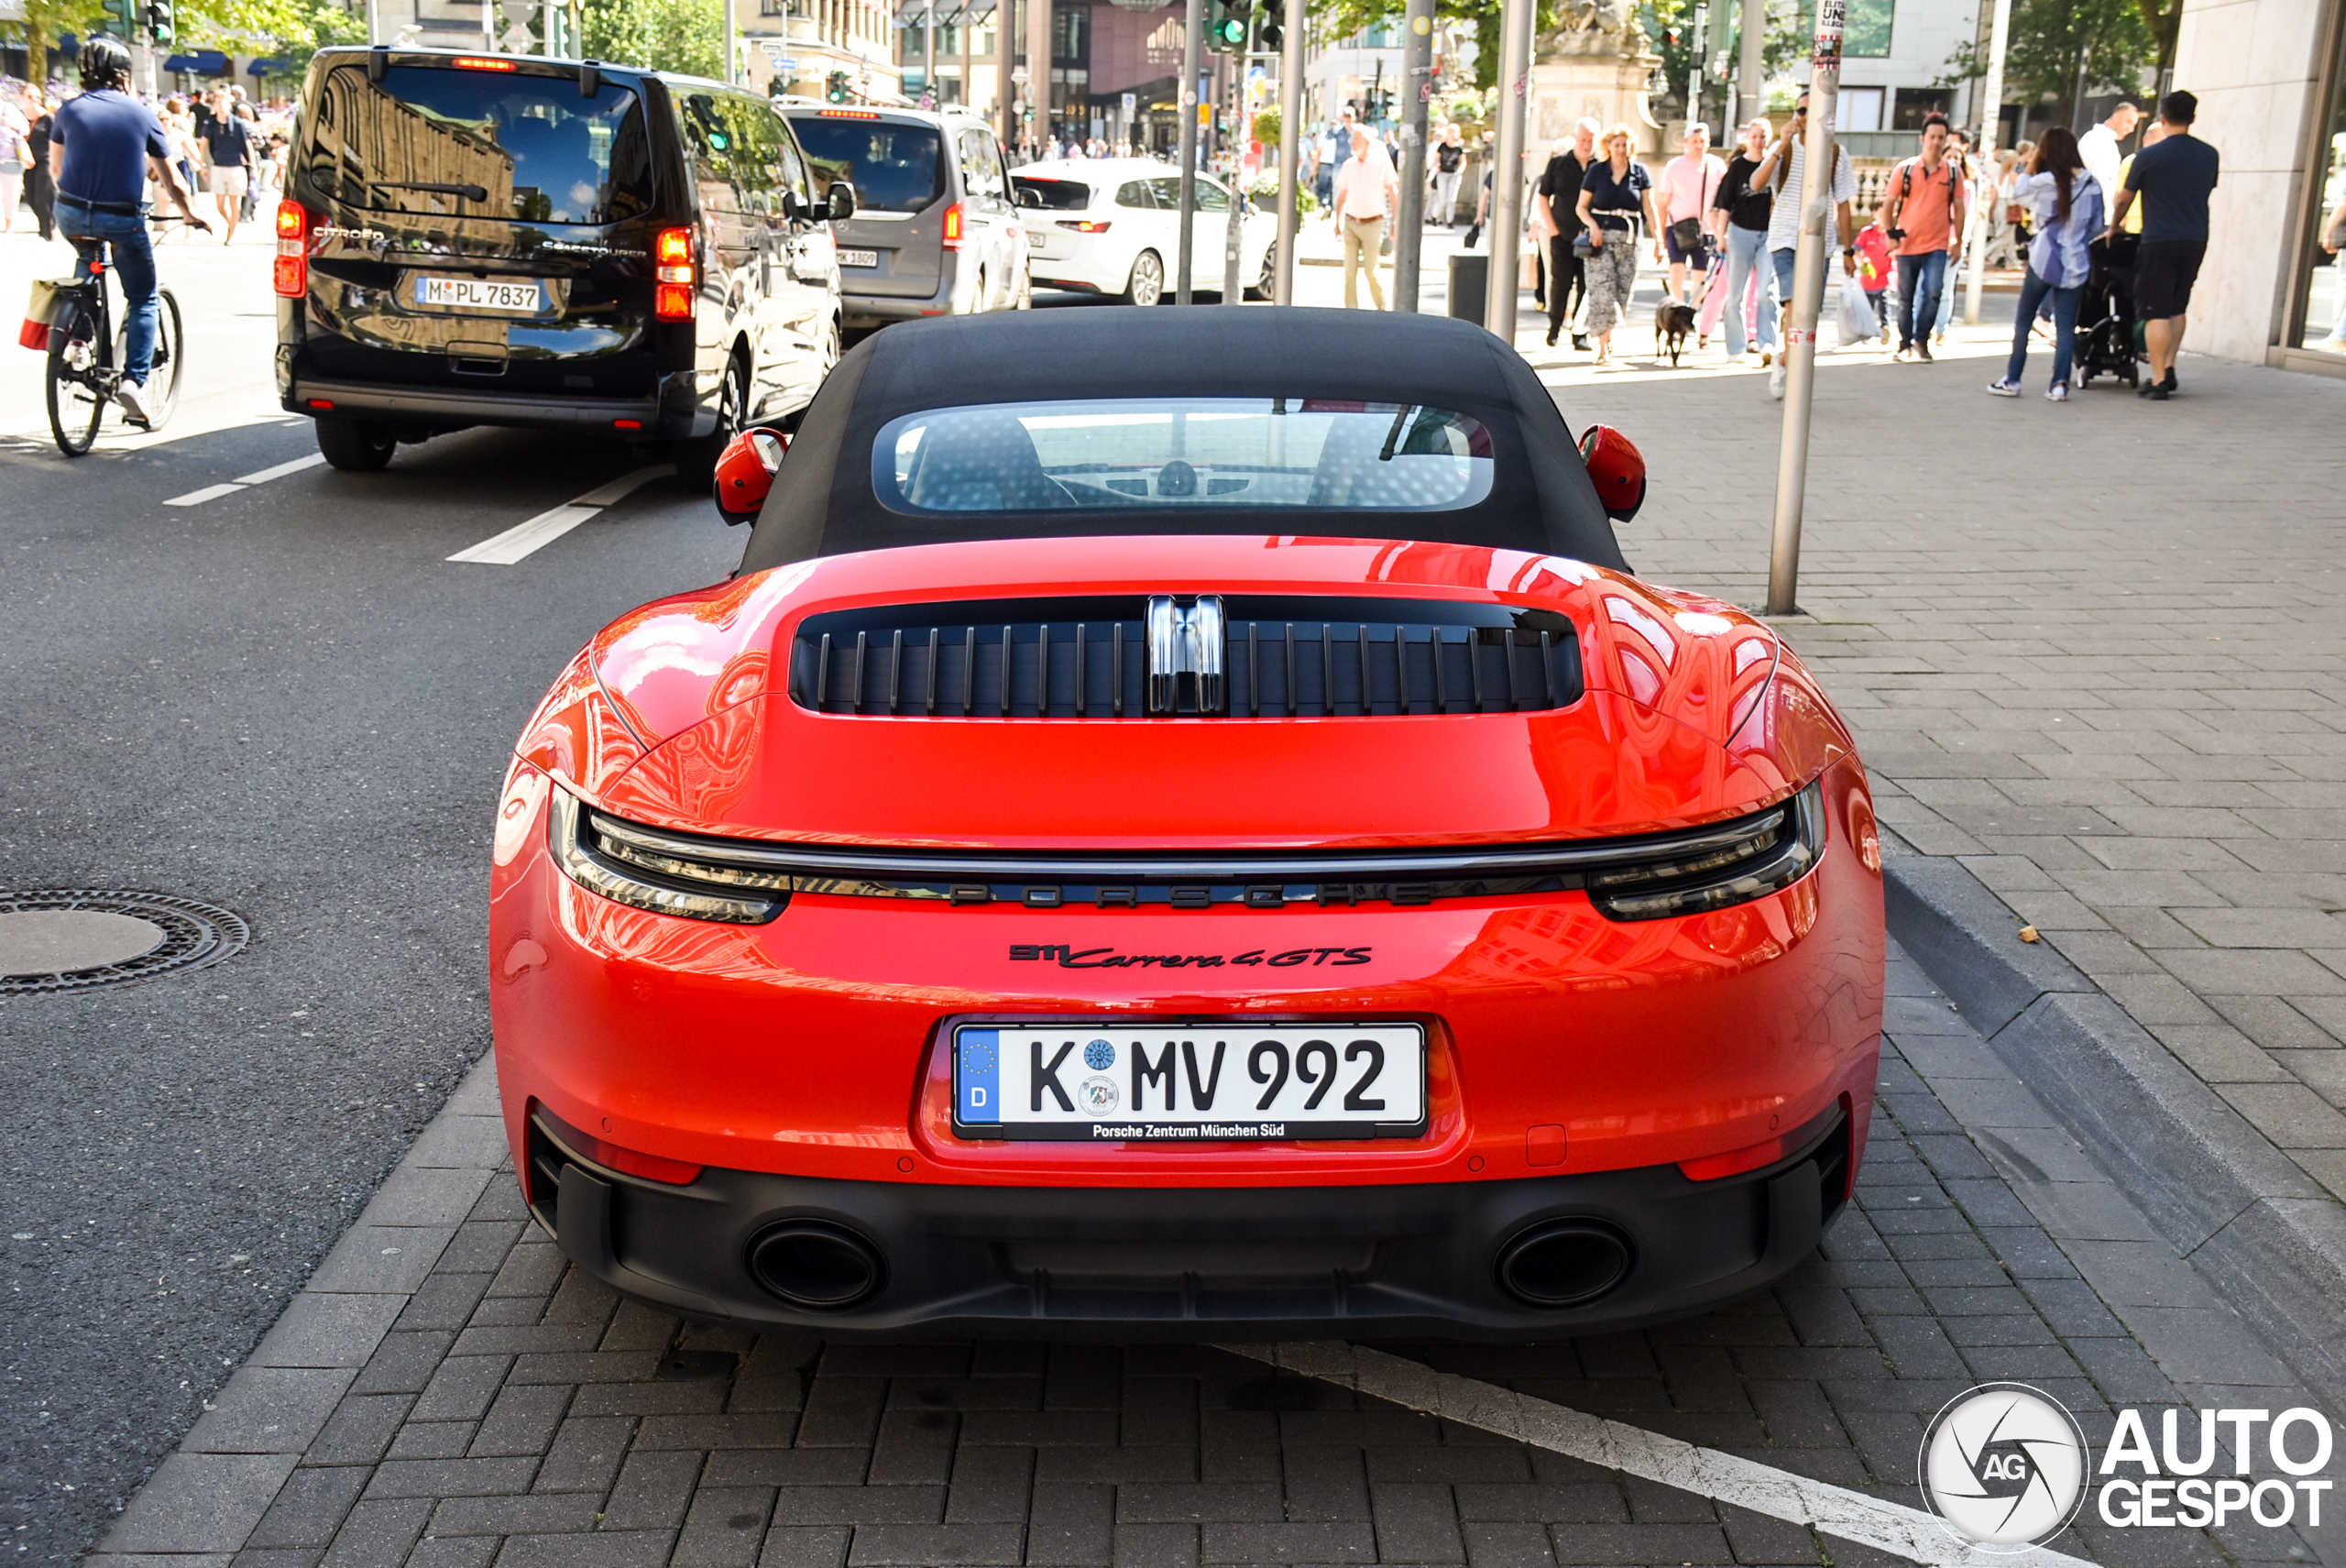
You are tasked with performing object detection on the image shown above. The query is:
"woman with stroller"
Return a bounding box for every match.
[1987,126,2105,402]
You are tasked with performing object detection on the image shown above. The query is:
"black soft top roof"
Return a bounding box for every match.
[737,307,1628,576]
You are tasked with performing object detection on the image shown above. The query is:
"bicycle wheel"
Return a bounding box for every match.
[46,297,106,457]
[143,289,186,429]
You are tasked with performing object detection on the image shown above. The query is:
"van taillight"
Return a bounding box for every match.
[272,200,308,298]
[941,202,965,251]
[654,225,695,321]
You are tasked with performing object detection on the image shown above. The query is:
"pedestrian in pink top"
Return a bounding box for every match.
[1657,122,1724,305]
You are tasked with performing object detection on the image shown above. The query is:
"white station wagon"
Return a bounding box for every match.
[1012,157,1277,307]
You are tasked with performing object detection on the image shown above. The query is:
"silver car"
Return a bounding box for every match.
[780,104,1031,328]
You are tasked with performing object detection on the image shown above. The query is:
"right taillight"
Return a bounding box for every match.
[940,201,965,250]
[1056,217,1112,233]
[654,225,695,321]
[272,199,308,298]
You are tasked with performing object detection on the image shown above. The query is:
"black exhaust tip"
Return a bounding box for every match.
[1496,1221,1631,1307]
[746,1222,884,1310]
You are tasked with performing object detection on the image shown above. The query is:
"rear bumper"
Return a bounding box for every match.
[840,283,955,326]
[530,1106,1852,1340]
[283,373,703,437]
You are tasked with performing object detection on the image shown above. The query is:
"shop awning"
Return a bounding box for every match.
[162,49,232,75]
[247,57,295,76]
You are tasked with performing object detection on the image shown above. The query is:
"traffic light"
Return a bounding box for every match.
[825,69,850,103]
[1203,0,1248,52]
[98,0,136,37]
[146,0,174,43]
[1255,0,1282,52]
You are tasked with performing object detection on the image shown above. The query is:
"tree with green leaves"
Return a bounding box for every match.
[6,0,104,89]
[578,0,725,79]
[1935,0,2154,116]
[1304,0,1563,92]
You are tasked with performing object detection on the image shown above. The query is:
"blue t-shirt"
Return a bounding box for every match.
[51,89,172,207]
[2125,132,2219,246]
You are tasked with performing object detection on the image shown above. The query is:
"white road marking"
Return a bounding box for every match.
[162,482,247,509]
[235,454,328,486]
[445,464,675,565]
[1223,1343,2095,1568]
[161,452,328,508]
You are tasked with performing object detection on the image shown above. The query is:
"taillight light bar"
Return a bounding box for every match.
[940,201,965,251]
[272,199,308,298]
[654,225,694,321]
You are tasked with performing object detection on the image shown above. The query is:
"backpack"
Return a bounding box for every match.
[1893,157,1962,229]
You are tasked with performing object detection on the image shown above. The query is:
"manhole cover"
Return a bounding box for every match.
[0,892,249,994]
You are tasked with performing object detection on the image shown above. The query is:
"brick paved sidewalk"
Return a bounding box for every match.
[87,943,2325,1566]
[1529,323,2346,1217]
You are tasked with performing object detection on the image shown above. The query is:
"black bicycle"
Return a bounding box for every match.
[46,219,186,456]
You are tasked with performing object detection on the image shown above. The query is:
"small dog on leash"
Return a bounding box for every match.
[1654,298,1697,367]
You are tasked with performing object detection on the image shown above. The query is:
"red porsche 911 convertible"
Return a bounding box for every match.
[489,307,1883,1340]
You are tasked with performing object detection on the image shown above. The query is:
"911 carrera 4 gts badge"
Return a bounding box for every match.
[1009,944,1371,968]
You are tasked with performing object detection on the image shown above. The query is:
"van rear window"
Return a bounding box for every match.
[307,64,652,225]
[789,118,943,214]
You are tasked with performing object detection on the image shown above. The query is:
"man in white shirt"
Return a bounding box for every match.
[2077,101,2139,202]
[1750,89,1858,398]
[1330,126,1398,309]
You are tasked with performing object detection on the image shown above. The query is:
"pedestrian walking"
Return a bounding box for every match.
[2108,90,2218,400]
[1433,123,1464,225]
[1932,128,1975,345]
[1875,111,1966,361]
[0,111,27,236]
[2077,101,2138,203]
[1985,126,2104,402]
[1657,121,1723,307]
[24,94,57,242]
[1331,126,1396,310]
[200,84,256,243]
[1705,115,1779,363]
[1535,119,1597,346]
[1573,123,1661,367]
[1751,90,1858,398]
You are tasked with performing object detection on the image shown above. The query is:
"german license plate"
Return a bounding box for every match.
[954,1023,1426,1141]
[837,248,879,269]
[414,275,546,313]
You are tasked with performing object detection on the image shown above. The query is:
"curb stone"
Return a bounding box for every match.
[1881,844,2346,1410]
[83,1054,510,1563]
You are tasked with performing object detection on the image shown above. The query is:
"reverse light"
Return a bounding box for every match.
[1056,218,1112,233]
[548,784,785,924]
[940,201,965,250]
[531,1104,703,1187]
[272,199,308,298]
[653,225,695,320]
[1586,781,1825,922]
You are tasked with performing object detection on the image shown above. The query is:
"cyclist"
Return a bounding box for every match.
[46,36,210,426]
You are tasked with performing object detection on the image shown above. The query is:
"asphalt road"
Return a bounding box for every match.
[0,237,741,1564]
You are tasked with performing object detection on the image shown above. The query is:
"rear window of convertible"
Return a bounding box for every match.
[872,399,1497,515]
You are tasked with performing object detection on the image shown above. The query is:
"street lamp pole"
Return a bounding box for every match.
[1763,0,1844,617]
[1274,0,1302,303]
[1391,0,1433,312]
[1483,0,1533,339]
[1734,0,1762,128]
[1177,0,1202,302]
[1961,0,2012,324]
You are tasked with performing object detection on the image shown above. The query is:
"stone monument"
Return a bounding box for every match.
[1527,0,1668,159]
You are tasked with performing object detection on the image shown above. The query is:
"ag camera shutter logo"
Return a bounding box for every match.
[1918,1383,2090,1551]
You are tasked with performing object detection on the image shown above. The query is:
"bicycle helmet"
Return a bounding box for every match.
[79,35,133,91]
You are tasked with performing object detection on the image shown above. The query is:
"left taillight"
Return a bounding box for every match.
[654,225,695,321]
[941,201,965,251]
[272,200,308,298]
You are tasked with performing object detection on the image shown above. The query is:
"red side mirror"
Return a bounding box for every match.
[712,426,789,525]
[1578,424,1646,523]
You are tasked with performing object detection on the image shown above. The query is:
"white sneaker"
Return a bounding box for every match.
[1986,379,2021,397]
[115,379,153,424]
[1768,362,1786,400]
[2045,381,2069,402]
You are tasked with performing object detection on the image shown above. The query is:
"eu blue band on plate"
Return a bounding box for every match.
[957,1028,1000,1123]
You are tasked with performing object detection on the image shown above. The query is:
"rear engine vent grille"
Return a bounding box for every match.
[787,595,1583,718]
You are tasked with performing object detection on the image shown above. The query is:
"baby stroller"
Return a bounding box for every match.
[2074,233,2142,389]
